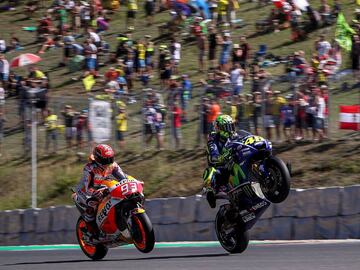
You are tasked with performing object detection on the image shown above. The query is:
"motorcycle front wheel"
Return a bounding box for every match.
[131,212,155,253]
[260,156,291,203]
[76,217,108,260]
[215,206,249,254]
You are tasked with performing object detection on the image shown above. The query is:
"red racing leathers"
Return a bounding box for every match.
[74,158,127,223]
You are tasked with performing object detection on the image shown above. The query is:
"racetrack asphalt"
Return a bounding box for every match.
[1,241,360,270]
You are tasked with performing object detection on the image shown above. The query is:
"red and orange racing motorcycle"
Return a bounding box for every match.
[73,176,155,260]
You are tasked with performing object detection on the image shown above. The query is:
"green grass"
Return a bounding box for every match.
[0,0,359,210]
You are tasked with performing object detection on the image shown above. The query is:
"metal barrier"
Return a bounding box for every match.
[0,185,359,245]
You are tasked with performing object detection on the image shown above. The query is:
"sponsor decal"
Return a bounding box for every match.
[242,212,256,223]
[250,201,267,211]
[97,200,112,224]
[243,185,255,197]
[240,210,249,215]
[87,200,98,207]
[119,179,128,185]
[89,100,112,143]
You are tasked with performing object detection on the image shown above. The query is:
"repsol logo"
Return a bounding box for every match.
[97,200,112,224]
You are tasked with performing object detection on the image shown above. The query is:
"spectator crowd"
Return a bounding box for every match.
[0,0,359,157]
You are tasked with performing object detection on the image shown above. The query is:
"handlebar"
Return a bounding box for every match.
[102,188,110,197]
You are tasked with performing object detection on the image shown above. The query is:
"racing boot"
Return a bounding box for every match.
[203,167,217,208]
[87,220,101,241]
[206,188,216,209]
[81,213,102,242]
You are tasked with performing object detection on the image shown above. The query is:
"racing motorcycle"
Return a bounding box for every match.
[73,176,155,260]
[214,133,291,253]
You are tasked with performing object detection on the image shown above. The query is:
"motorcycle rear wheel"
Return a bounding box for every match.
[260,156,291,203]
[76,217,108,260]
[215,206,249,254]
[131,212,155,253]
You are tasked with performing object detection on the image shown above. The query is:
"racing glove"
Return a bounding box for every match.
[89,188,104,201]
[203,167,217,188]
[219,148,232,164]
[222,148,235,170]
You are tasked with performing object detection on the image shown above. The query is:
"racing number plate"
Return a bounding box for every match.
[120,182,138,196]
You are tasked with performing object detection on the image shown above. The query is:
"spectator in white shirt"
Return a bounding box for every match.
[0,81,5,107]
[87,28,101,48]
[230,63,245,95]
[84,39,97,74]
[142,99,157,148]
[0,40,6,53]
[316,34,331,59]
[64,0,75,11]
[170,37,181,74]
[80,4,91,34]
[315,88,325,141]
[0,54,10,82]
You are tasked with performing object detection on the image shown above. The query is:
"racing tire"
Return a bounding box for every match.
[131,212,155,253]
[76,217,108,260]
[260,156,291,203]
[215,207,250,254]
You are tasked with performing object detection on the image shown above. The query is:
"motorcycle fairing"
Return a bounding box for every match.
[237,196,270,231]
[227,137,272,187]
[94,179,119,188]
[97,197,118,234]
[227,182,270,231]
[110,181,144,200]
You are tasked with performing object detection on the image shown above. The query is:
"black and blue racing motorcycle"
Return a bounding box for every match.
[214,132,291,253]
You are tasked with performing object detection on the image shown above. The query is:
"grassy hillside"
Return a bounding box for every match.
[0,133,359,210]
[0,0,359,210]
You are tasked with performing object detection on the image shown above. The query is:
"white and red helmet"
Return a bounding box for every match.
[93,144,114,165]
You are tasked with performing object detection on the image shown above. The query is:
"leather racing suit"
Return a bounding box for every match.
[74,158,128,224]
[203,131,235,192]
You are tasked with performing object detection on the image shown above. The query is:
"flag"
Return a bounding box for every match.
[339,105,360,131]
[82,75,96,92]
[335,13,355,51]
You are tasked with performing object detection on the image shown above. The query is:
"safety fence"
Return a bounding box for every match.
[0,185,359,245]
[1,75,358,209]
[2,73,359,160]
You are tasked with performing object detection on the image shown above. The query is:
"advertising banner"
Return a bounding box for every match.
[89,100,112,143]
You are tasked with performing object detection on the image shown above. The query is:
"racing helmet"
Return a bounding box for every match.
[93,144,115,165]
[214,114,236,139]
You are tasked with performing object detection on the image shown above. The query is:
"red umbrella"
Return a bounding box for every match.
[10,53,42,68]
[272,0,284,9]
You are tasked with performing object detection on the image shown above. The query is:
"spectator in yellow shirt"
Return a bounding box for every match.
[226,95,238,121]
[272,91,286,142]
[127,0,138,30]
[116,106,127,150]
[44,109,58,154]
[217,0,229,25]
[28,66,46,80]
[244,94,254,132]
[137,40,146,75]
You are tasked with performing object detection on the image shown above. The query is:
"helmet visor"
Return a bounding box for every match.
[98,156,114,165]
[222,123,235,133]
